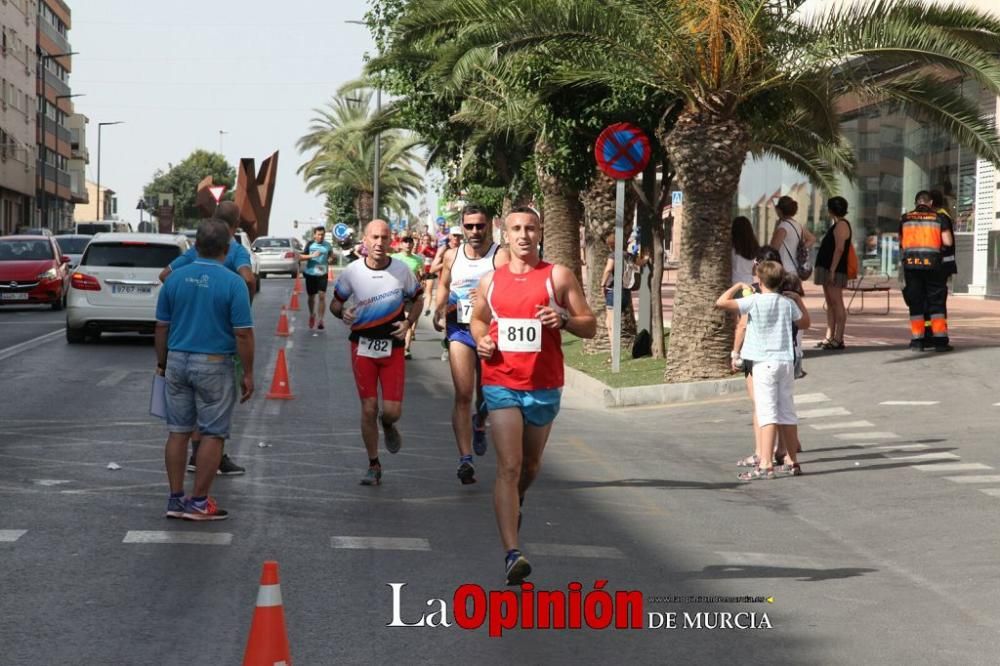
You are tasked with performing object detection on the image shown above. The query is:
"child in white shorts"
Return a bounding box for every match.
[716,260,810,479]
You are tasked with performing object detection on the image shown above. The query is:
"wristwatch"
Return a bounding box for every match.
[558,312,570,329]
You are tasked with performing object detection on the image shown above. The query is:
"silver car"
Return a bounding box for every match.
[54,234,93,269]
[252,237,300,278]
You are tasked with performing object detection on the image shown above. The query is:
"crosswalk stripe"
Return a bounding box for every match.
[810,420,874,431]
[97,370,131,387]
[330,536,430,551]
[879,401,940,406]
[527,543,626,559]
[887,452,960,462]
[944,475,1000,484]
[835,432,899,441]
[977,489,1000,498]
[123,531,232,545]
[0,529,27,542]
[714,551,822,569]
[871,445,929,452]
[793,393,830,405]
[798,407,851,419]
[912,463,991,473]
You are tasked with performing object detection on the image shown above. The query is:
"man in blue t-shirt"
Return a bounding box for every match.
[155,219,255,521]
[300,226,333,330]
[158,201,252,476]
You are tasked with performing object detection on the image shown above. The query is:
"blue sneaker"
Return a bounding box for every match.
[505,550,531,586]
[472,412,488,456]
[165,495,186,519]
[182,496,229,521]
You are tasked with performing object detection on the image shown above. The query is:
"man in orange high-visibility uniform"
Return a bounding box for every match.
[900,191,953,352]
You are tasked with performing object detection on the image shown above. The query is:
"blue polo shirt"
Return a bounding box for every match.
[155,259,254,354]
[169,239,251,274]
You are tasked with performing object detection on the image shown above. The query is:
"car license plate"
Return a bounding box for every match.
[112,285,152,296]
[1,292,29,301]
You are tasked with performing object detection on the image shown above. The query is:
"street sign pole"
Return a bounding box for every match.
[612,179,626,373]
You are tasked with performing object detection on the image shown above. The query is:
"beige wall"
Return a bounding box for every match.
[0,0,38,200]
[74,181,115,221]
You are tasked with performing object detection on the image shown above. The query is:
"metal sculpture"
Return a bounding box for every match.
[195,150,279,241]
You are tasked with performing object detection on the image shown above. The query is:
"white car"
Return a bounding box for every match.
[233,229,261,292]
[66,233,189,343]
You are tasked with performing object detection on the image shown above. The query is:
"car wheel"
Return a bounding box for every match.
[260,272,267,279]
[66,326,85,344]
[255,276,261,293]
[52,295,64,312]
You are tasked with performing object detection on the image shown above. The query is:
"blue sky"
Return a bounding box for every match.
[71,0,388,237]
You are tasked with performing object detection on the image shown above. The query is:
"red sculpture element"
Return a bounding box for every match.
[194,151,279,242]
[234,152,279,242]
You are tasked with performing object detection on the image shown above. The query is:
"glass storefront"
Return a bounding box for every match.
[736,78,987,281]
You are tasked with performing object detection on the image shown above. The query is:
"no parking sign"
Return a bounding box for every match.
[594,122,651,181]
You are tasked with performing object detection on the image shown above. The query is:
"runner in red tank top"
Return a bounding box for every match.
[470,206,596,586]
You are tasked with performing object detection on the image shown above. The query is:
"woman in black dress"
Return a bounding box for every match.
[814,196,852,349]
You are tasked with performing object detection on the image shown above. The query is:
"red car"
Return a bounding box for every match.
[0,235,71,310]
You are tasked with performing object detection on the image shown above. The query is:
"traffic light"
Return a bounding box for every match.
[294,220,299,229]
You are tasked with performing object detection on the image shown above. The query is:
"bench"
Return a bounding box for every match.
[846,274,891,315]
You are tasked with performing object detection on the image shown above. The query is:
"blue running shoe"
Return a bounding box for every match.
[165,495,186,519]
[505,550,532,586]
[472,412,488,456]
[182,496,229,521]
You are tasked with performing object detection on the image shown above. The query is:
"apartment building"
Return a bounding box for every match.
[36,0,76,231]
[0,0,37,235]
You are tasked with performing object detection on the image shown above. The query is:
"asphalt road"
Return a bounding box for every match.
[1,279,1000,664]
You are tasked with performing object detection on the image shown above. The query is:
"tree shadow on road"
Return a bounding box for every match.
[545,478,744,492]
[684,564,878,582]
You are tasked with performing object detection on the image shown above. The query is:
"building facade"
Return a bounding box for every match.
[36,0,75,232]
[66,110,87,207]
[0,0,38,235]
[73,180,116,222]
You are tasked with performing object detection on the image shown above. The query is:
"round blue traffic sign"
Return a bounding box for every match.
[332,223,351,241]
[595,123,651,180]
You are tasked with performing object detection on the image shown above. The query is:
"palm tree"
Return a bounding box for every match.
[297,90,423,226]
[397,0,1000,381]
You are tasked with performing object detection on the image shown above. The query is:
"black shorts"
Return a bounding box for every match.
[305,274,328,295]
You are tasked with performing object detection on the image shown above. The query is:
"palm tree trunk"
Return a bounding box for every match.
[662,112,750,382]
[356,190,374,227]
[535,135,583,282]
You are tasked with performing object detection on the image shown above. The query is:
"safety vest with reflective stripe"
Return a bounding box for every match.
[900,206,942,270]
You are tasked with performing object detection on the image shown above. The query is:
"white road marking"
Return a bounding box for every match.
[912,463,991,473]
[0,529,27,542]
[835,432,899,441]
[33,479,71,486]
[123,531,232,545]
[286,340,294,350]
[798,407,852,419]
[886,452,960,462]
[714,551,823,569]
[330,536,430,551]
[944,475,1000,484]
[0,329,63,362]
[97,370,131,387]
[879,401,940,406]
[793,393,830,405]
[978,489,1000,498]
[810,420,875,431]
[871,445,929,452]
[527,543,626,559]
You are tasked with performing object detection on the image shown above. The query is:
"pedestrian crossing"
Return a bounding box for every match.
[792,392,1000,497]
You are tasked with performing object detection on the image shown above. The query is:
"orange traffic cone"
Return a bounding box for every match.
[288,291,300,311]
[242,561,292,666]
[266,349,295,400]
[276,306,290,337]
[327,266,334,281]
[293,273,303,294]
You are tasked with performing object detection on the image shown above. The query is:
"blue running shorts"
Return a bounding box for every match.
[446,322,476,350]
[482,386,562,427]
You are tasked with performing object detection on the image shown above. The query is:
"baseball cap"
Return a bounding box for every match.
[449,225,462,235]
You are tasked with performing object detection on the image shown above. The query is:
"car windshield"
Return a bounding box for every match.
[253,238,290,250]
[76,223,113,235]
[82,242,180,268]
[0,240,53,261]
[56,237,91,254]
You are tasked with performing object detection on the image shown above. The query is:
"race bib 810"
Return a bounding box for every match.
[497,318,542,353]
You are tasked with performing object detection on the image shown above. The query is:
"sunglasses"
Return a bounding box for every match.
[463,223,486,231]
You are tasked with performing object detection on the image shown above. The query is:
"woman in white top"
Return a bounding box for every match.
[731,216,759,285]
[768,196,815,275]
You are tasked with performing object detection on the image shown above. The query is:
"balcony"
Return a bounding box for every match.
[39,18,71,56]
[43,70,71,98]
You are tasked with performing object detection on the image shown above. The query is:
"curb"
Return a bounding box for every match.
[562,365,746,409]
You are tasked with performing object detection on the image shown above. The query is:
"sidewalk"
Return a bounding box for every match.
[653,278,1000,349]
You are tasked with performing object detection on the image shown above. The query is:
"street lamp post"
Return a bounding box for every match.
[96,121,124,221]
[345,20,381,221]
[37,50,78,228]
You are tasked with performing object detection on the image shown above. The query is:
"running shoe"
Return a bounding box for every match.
[186,455,197,473]
[457,460,476,485]
[165,495,186,519]
[440,350,449,362]
[182,497,229,521]
[360,464,382,486]
[218,454,245,476]
[383,421,403,454]
[309,315,316,329]
[404,350,412,360]
[317,320,325,330]
[505,550,532,586]
[472,412,488,456]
